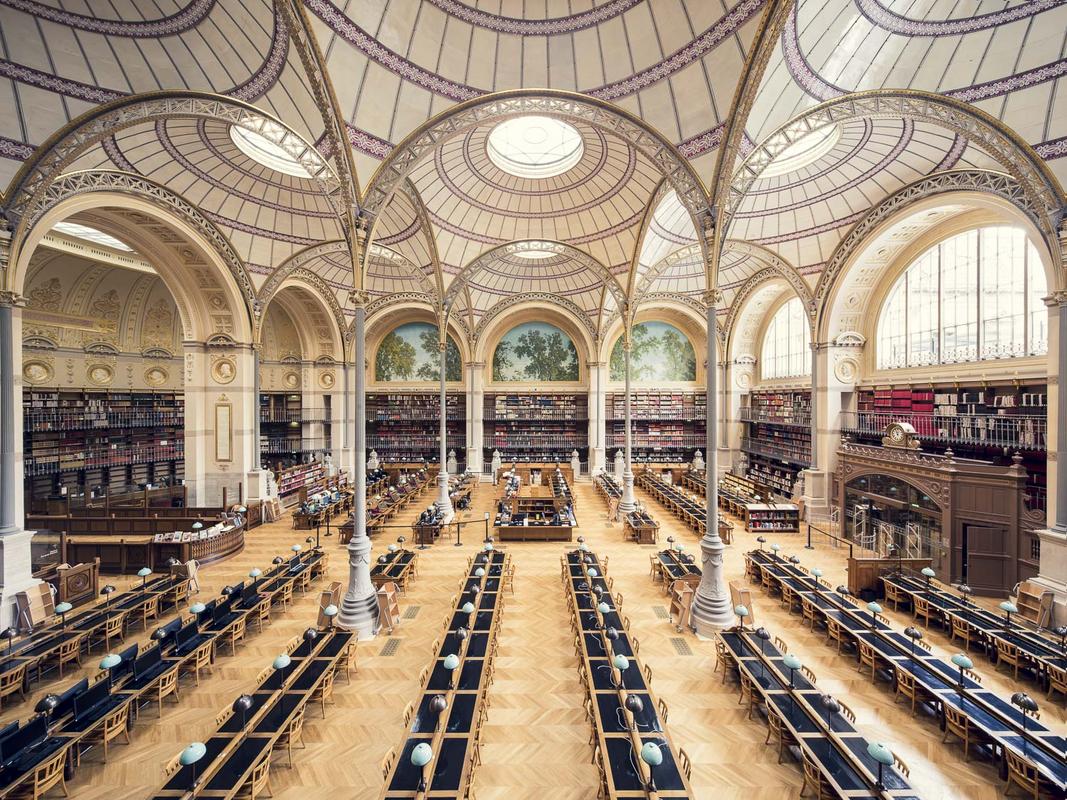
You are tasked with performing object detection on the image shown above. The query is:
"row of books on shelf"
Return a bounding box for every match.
[859,386,1047,416]
[366,436,464,448]
[746,455,799,496]
[487,437,588,448]
[605,392,706,420]
[24,445,185,476]
[276,462,325,496]
[368,393,464,421]
[24,410,184,432]
[485,394,583,420]
[606,434,705,447]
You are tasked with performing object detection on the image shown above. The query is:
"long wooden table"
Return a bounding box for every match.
[748,550,1067,793]
[380,550,508,798]
[148,628,353,799]
[564,548,694,798]
[635,473,709,537]
[371,549,417,591]
[881,573,1067,685]
[720,628,920,799]
[654,549,701,589]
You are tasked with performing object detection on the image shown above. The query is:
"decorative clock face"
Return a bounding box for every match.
[889,425,905,443]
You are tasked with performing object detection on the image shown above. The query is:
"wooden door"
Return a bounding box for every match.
[961,524,1009,594]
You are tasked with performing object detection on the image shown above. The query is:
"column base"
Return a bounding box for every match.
[690,536,733,636]
[618,471,636,514]
[1033,526,1067,626]
[337,591,380,641]
[436,474,454,518]
[589,447,606,475]
[800,468,831,523]
[0,530,44,630]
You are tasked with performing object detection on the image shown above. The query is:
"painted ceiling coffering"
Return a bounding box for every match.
[0,0,1064,349]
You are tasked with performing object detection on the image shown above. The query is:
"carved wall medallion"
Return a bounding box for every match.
[22,359,54,385]
[145,366,169,387]
[834,356,859,385]
[211,357,237,385]
[87,363,114,386]
[319,370,336,390]
[283,371,300,390]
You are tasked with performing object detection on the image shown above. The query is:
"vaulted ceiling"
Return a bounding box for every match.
[0,0,1063,346]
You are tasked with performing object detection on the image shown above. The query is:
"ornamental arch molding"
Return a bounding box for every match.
[2,91,345,270]
[263,270,348,356]
[445,239,627,315]
[360,90,713,278]
[723,268,814,357]
[259,240,351,313]
[6,172,256,342]
[814,170,1063,324]
[473,293,598,363]
[723,91,1066,236]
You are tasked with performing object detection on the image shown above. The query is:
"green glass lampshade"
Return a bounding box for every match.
[950,653,973,670]
[484,543,494,551]
[55,602,72,614]
[99,653,122,670]
[461,602,475,614]
[291,544,302,552]
[811,568,823,579]
[249,568,262,578]
[921,567,936,578]
[323,604,338,617]
[640,742,663,767]
[443,653,460,670]
[588,568,598,578]
[866,742,894,766]
[999,601,1018,614]
[734,605,749,618]
[578,543,589,551]
[782,653,802,671]
[179,742,207,766]
[387,543,398,552]
[613,654,629,671]
[190,603,206,615]
[598,601,611,614]
[273,653,292,670]
[866,602,883,615]
[137,567,152,578]
[411,742,433,767]
[474,568,485,577]
[770,543,781,552]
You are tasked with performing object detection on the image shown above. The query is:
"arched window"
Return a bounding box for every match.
[877,227,1047,369]
[761,297,810,380]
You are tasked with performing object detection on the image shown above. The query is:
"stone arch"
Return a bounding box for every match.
[475,300,595,386]
[9,184,256,343]
[261,277,345,362]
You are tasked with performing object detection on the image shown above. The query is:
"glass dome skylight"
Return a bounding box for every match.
[487,116,584,179]
[230,124,314,178]
[51,221,133,252]
[760,124,841,178]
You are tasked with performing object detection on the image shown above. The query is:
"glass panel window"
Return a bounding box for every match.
[876,226,1047,369]
[761,297,811,380]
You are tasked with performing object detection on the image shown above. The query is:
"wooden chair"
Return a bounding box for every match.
[222,617,246,657]
[649,555,663,581]
[800,665,817,686]
[311,669,335,718]
[402,701,415,728]
[858,641,883,683]
[837,700,856,723]
[337,639,357,683]
[893,753,910,779]
[277,581,295,613]
[943,704,978,761]
[801,597,820,630]
[950,615,981,652]
[883,581,908,612]
[79,702,130,763]
[503,564,516,594]
[738,672,758,719]
[250,598,271,633]
[713,638,736,684]
[235,751,272,799]
[55,634,84,679]
[643,664,653,685]
[894,669,922,715]
[146,667,180,717]
[825,618,853,655]
[0,663,27,708]
[773,635,788,654]
[1005,748,1052,800]
[656,697,669,723]
[181,641,213,687]
[678,747,692,781]
[1047,663,1067,702]
[132,595,160,632]
[9,744,68,799]
[760,569,779,596]
[380,747,396,780]
[96,613,125,652]
[799,747,835,799]
[912,595,935,628]
[995,639,1024,681]
[161,580,190,612]
[765,708,795,763]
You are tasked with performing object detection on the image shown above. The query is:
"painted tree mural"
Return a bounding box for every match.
[492,322,579,381]
[609,321,695,381]
[375,322,462,381]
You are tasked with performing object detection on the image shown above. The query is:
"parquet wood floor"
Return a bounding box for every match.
[17,478,1063,799]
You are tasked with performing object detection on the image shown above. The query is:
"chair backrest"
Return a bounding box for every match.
[837,700,856,723]
[996,639,1019,661]
[1049,663,1067,688]
[896,669,915,692]
[34,746,66,791]
[0,663,25,690]
[105,614,124,635]
[893,753,910,778]
[859,641,876,662]
[800,747,824,788]
[381,746,396,778]
[944,703,968,734]
[1005,749,1037,789]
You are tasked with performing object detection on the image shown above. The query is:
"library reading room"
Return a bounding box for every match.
[0,1,1065,799]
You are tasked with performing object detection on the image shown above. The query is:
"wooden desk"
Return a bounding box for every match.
[371,550,417,592]
[624,512,658,544]
[495,523,573,542]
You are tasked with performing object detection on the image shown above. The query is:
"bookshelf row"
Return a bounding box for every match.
[260,393,333,468]
[483,393,587,462]
[605,391,706,421]
[745,453,801,498]
[739,390,811,426]
[367,392,466,464]
[23,389,186,503]
[484,393,587,421]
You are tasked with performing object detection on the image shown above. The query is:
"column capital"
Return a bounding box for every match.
[0,292,25,308]
[1043,291,1067,308]
[702,289,723,308]
[348,289,371,308]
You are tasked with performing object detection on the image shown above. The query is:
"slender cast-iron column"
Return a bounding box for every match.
[0,300,16,535]
[690,290,733,634]
[436,337,453,516]
[338,295,378,638]
[618,338,636,513]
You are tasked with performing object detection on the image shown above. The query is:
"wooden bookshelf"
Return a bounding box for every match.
[604,391,706,461]
[23,389,184,510]
[743,503,800,532]
[259,393,334,467]
[367,392,466,465]
[484,393,587,464]
[740,390,811,425]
